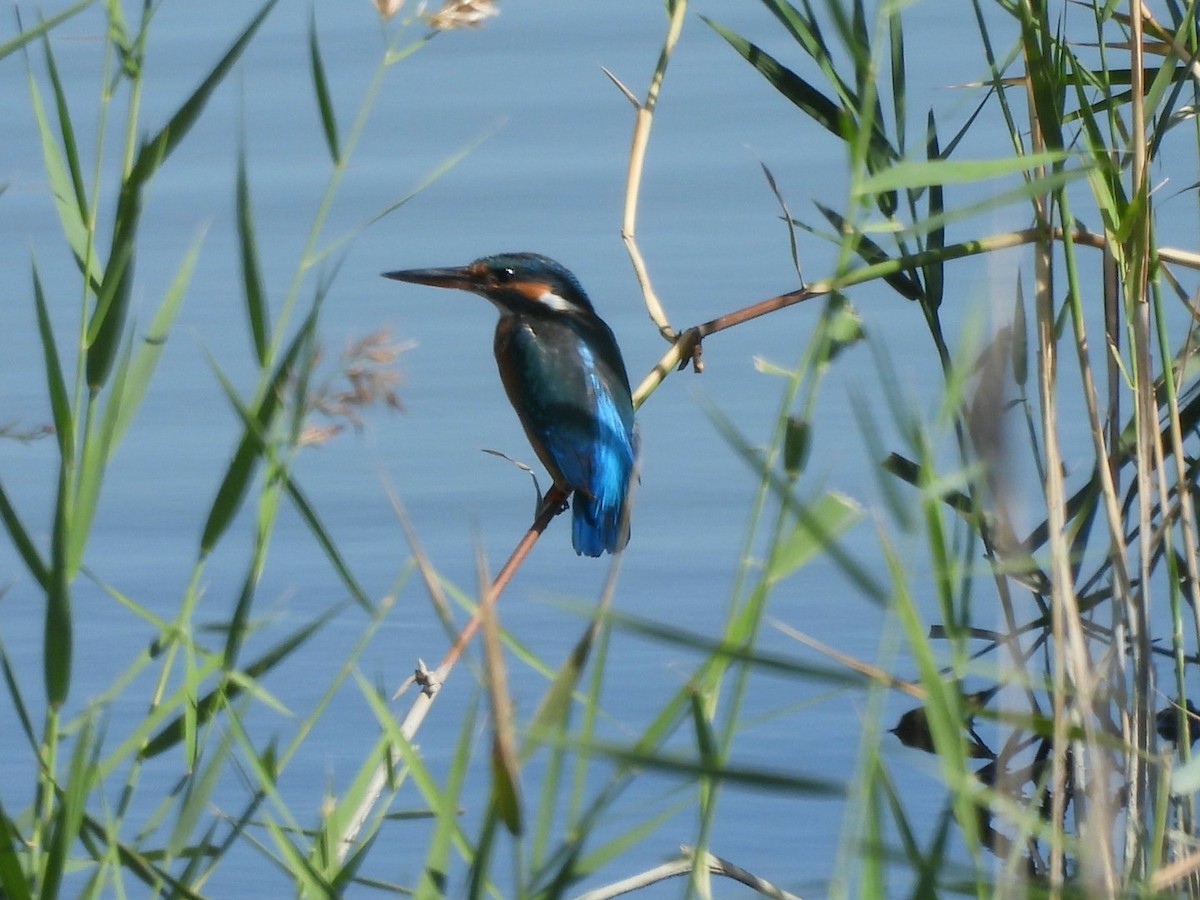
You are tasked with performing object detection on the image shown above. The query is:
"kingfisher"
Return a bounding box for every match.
[383,252,637,556]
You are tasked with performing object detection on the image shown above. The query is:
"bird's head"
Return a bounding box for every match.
[383,252,595,317]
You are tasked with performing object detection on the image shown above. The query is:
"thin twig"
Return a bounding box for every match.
[571,845,803,900]
[631,223,1200,410]
[615,0,687,341]
[338,485,569,859]
[1126,0,1160,877]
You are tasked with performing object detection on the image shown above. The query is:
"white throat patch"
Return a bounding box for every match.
[535,290,576,313]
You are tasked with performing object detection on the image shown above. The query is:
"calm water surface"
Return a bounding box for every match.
[0,1,1062,895]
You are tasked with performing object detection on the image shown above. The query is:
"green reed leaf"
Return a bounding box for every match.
[134,0,279,181]
[923,110,945,311]
[416,696,478,898]
[768,490,863,583]
[813,202,924,301]
[44,719,96,895]
[0,484,47,591]
[283,478,374,613]
[0,0,92,63]
[0,796,31,900]
[142,601,343,759]
[111,228,205,448]
[858,151,1071,194]
[40,32,87,219]
[25,53,100,291]
[309,9,340,164]
[1012,277,1028,388]
[704,16,844,140]
[199,310,315,557]
[483,599,522,837]
[45,465,72,707]
[236,152,270,364]
[88,0,278,390]
[32,262,73,462]
[85,179,138,391]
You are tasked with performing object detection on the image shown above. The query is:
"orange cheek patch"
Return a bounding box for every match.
[512,281,554,301]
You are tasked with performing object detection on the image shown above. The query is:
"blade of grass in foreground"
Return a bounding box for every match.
[1,0,92,64]
[199,309,317,557]
[141,601,346,759]
[25,35,100,291]
[237,149,270,365]
[87,0,279,390]
[308,8,341,165]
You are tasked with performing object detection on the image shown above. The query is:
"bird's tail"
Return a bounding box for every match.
[571,490,630,557]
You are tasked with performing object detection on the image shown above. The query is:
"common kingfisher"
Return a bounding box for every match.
[383,253,637,556]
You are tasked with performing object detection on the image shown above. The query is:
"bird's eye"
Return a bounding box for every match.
[496,267,516,283]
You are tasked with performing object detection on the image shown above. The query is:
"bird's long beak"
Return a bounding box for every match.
[382,266,477,291]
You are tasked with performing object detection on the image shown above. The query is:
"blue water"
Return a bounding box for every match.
[0,0,1100,896]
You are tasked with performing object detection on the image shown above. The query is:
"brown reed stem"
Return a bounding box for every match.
[426,485,569,684]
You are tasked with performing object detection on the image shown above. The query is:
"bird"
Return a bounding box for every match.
[383,252,637,556]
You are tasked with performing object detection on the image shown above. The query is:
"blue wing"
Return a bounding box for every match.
[494,316,636,555]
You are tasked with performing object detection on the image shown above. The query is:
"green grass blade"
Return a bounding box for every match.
[481,601,522,837]
[888,1,906,155]
[416,696,479,898]
[40,31,88,219]
[133,0,280,180]
[32,262,74,462]
[282,477,374,612]
[883,538,980,850]
[110,227,205,447]
[24,51,99,291]
[141,600,345,758]
[605,608,858,685]
[84,180,138,391]
[465,810,500,900]
[46,464,72,707]
[766,489,863,583]
[706,399,887,604]
[856,150,1070,194]
[73,322,146,574]
[752,0,857,119]
[1014,3,1063,151]
[0,797,32,900]
[0,482,48,590]
[703,16,844,140]
[0,641,38,754]
[236,151,270,364]
[44,719,97,896]
[88,0,279,390]
[811,202,923,301]
[199,310,316,557]
[1011,277,1028,388]
[347,675,482,888]
[265,816,332,897]
[922,110,945,312]
[222,554,264,674]
[308,9,340,165]
[586,738,841,794]
[166,726,233,861]
[526,621,595,755]
[0,0,92,62]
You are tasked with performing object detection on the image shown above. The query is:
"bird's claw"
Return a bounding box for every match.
[674,328,704,373]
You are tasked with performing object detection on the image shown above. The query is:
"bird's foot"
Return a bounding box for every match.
[539,487,570,517]
[673,327,704,373]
